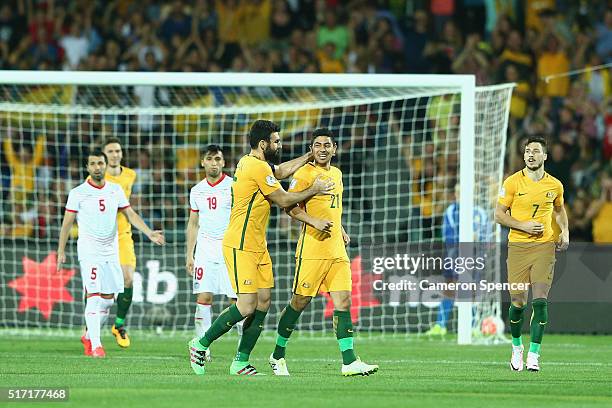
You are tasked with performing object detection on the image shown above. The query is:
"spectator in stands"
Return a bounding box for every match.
[2,132,46,205]
[590,169,612,243]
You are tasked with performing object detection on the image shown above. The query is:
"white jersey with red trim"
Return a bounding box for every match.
[65,179,130,262]
[189,174,232,262]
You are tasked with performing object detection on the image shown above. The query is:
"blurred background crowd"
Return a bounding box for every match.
[0,0,611,243]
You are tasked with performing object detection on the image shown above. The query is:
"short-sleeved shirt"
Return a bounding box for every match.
[498,170,564,243]
[190,173,232,261]
[290,163,348,260]
[65,180,130,261]
[222,155,281,252]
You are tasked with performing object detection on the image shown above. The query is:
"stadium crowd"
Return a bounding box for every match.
[0,0,611,242]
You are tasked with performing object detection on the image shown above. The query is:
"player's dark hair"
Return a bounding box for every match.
[310,128,336,145]
[248,120,280,148]
[525,136,547,153]
[84,148,108,166]
[202,144,224,157]
[102,137,122,148]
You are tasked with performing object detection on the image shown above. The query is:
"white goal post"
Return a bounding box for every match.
[0,71,513,344]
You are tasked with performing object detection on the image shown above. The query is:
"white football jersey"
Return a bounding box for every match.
[189,174,232,261]
[66,180,130,262]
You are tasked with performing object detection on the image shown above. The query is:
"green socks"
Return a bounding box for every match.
[114,286,133,327]
[529,298,548,354]
[199,304,244,348]
[508,304,525,346]
[334,310,357,365]
[273,305,303,359]
[235,309,267,362]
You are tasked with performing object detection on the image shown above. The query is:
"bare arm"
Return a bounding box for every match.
[341,224,350,245]
[185,211,199,275]
[285,205,333,234]
[273,152,313,180]
[267,175,334,208]
[554,205,569,250]
[122,207,165,245]
[56,210,76,271]
[494,202,544,235]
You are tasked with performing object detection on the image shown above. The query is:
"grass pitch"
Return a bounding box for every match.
[1,332,611,408]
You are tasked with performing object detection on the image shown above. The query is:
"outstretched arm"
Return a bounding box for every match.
[273,152,313,180]
[56,210,76,271]
[267,175,334,208]
[122,207,165,245]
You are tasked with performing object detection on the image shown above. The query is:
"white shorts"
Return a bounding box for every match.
[80,259,124,295]
[192,258,237,298]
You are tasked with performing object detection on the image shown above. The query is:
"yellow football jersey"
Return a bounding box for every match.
[105,166,136,235]
[498,170,564,243]
[289,163,348,260]
[223,155,281,252]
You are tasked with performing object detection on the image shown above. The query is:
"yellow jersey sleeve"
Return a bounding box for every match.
[498,176,516,208]
[252,160,281,196]
[554,182,564,207]
[288,167,313,193]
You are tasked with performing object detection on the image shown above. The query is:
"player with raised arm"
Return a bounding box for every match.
[57,149,165,358]
[101,138,138,348]
[185,145,242,362]
[268,128,378,377]
[495,136,569,372]
[188,119,334,376]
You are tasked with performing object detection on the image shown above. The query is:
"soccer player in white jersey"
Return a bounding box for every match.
[186,145,242,361]
[57,149,165,358]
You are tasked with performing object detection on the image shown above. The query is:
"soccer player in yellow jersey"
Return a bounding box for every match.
[188,120,335,376]
[268,128,378,377]
[102,138,138,348]
[495,136,569,372]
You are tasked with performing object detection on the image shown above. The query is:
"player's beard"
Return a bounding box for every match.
[526,161,543,171]
[206,168,220,178]
[264,146,281,164]
[91,172,105,182]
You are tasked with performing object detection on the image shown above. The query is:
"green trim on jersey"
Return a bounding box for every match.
[239,192,258,250]
[232,248,239,294]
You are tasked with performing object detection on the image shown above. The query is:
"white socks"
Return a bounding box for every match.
[85,296,114,348]
[195,303,212,338]
[99,297,114,328]
[85,296,101,348]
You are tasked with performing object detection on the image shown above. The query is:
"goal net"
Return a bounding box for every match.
[0,72,513,343]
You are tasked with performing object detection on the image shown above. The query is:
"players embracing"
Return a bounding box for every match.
[495,136,569,372]
[188,120,334,376]
[269,128,378,377]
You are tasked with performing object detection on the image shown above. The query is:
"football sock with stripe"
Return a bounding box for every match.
[199,304,244,348]
[114,286,133,327]
[508,304,525,347]
[273,304,302,359]
[85,295,101,349]
[235,309,267,362]
[529,298,548,354]
[99,297,114,328]
[334,310,357,365]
